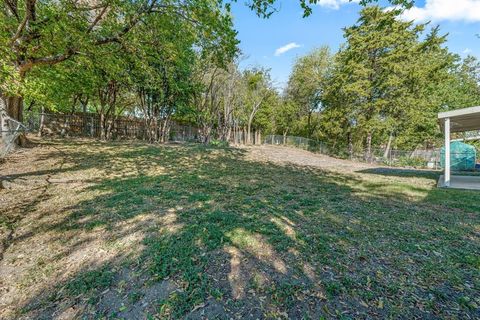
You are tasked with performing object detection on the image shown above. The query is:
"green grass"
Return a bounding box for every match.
[6,140,480,319]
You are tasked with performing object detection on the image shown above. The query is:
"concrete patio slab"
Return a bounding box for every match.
[438,175,480,190]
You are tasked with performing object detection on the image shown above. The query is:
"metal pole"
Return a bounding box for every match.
[445,117,451,187]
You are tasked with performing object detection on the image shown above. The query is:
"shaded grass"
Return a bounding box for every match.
[3,140,479,319]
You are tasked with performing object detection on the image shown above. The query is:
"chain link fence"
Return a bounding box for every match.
[358,149,440,169]
[1,112,28,158]
[263,135,475,170]
[264,135,329,154]
[3,114,478,171]
[22,112,201,142]
[22,112,265,145]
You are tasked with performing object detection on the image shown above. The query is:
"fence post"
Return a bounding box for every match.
[38,107,45,137]
[0,107,7,145]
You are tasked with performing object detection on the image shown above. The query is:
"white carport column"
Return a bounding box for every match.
[444,117,451,187]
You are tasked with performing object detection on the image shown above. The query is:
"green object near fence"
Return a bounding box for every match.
[440,141,476,171]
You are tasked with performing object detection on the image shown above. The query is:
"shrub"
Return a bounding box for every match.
[208,139,229,147]
[394,156,426,168]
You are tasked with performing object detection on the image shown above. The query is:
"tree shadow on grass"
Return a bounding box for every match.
[8,141,480,319]
[357,167,440,179]
[358,167,480,212]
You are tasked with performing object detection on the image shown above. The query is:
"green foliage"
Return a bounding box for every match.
[393,156,426,168]
[209,139,229,147]
[0,0,239,122]
[0,60,19,95]
[286,46,333,138]
[1,0,421,147]
[322,7,434,151]
[275,6,480,154]
[247,0,414,18]
[65,266,115,296]
[189,60,278,143]
[3,0,477,152]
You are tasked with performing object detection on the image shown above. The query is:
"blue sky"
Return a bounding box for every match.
[230,0,480,89]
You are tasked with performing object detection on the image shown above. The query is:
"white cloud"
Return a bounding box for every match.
[400,0,480,23]
[274,42,302,56]
[463,48,473,54]
[317,0,359,10]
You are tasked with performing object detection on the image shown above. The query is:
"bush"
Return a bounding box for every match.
[394,156,426,168]
[208,139,229,148]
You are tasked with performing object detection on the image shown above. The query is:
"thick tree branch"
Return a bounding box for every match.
[151,5,200,26]
[16,0,200,75]
[20,48,77,73]
[74,3,109,11]
[9,0,36,46]
[87,5,109,33]
[95,0,159,44]
[4,0,20,21]
[10,15,28,46]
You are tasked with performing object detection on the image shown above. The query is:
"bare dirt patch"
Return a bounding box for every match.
[242,144,375,172]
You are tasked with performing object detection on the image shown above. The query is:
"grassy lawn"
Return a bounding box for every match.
[1,139,479,319]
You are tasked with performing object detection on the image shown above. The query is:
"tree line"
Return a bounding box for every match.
[279,7,480,157]
[0,0,307,145]
[3,1,475,155]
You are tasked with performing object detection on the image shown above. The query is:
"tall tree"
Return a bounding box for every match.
[0,0,413,122]
[321,7,457,156]
[243,68,271,144]
[130,13,199,142]
[0,0,237,145]
[286,46,332,138]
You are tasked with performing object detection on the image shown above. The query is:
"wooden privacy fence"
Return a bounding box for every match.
[37,112,199,142]
[33,112,263,144]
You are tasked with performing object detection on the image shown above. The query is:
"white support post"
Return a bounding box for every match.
[444,117,451,187]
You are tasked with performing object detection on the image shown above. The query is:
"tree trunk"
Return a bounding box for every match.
[226,126,232,143]
[90,116,95,137]
[100,111,106,140]
[3,95,27,146]
[38,106,45,137]
[233,125,237,144]
[163,117,172,143]
[366,132,372,162]
[1,96,9,145]
[153,117,159,142]
[383,132,393,160]
[82,100,88,113]
[200,124,211,144]
[106,119,113,140]
[307,112,312,139]
[160,119,169,143]
[348,131,353,160]
[6,96,23,123]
